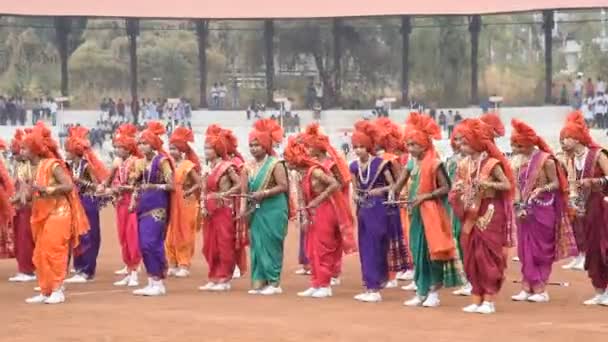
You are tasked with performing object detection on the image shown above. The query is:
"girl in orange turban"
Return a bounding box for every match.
[284,137,352,298]
[21,122,89,304]
[165,126,202,279]
[559,111,608,305]
[350,120,404,302]
[392,112,460,307]
[130,121,175,297]
[64,126,110,284]
[448,118,514,314]
[509,119,576,303]
[199,125,242,292]
[242,119,289,295]
[103,123,142,286]
[7,128,37,283]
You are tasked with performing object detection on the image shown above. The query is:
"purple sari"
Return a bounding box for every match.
[137,155,170,278]
[350,157,407,290]
[72,160,101,278]
[519,152,577,285]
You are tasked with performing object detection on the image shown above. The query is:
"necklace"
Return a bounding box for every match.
[143,155,155,184]
[574,147,588,172]
[358,157,372,184]
[73,159,83,179]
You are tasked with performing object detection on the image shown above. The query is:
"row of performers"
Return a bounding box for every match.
[0,111,606,313]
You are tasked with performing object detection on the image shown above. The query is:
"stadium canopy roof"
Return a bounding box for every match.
[0,0,605,19]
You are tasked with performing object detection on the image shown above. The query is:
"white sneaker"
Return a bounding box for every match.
[297,287,318,297]
[127,272,139,287]
[422,292,440,307]
[476,301,496,314]
[397,270,414,281]
[209,283,231,292]
[44,290,66,304]
[33,286,41,291]
[583,293,607,305]
[528,292,550,303]
[294,268,311,275]
[114,266,128,275]
[401,282,417,291]
[233,267,241,279]
[8,273,37,282]
[311,287,333,298]
[25,294,48,304]
[353,292,368,301]
[511,290,531,301]
[248,288,264,295]
[462,304,480,313]
[384,279,398,289]
[573,255,586,271]
[452,283,473,296]
[198,282,216,291]
[330,277,341,286]
[359,292,382,303]
[260,285,283,295]
[132,278,153,296]
[404,295,426,307]
[64,274,89,284]
[512,256,520,262]
[167,267,179,277]
[113,275,131,287]
[174,268,190,278]
[136,280,165,296]
[600,294,608,306]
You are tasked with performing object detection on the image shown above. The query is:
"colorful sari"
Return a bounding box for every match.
[135,155,171,278]
[449,156,510,296]
[113,156,140,270]
[31,158,89,295]
[350,157,408,290]
[407,158,462,297]
[203,160,237,282]
[516,151,576,289]
[166,159,199,268]
[12,161,35,274]
[247,156,289,286]
[72,160,102,278]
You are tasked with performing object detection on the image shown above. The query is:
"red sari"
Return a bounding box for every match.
[113,156,141,270]
[202,160,237,282]
[449,157,510,296]
[12,162,34,273]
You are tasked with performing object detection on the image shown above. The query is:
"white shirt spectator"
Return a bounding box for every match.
[362,111,374,120]
[219,85,227,98]
[375,99,384,108]
[583,99,594,120]
[594,95,607,115]
[211,86,219,98]
[49,101,58,114]
[597,80,606,94]
[574,78,584,94]
[284,99,292,112]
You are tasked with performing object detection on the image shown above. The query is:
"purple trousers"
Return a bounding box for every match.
[138,214,167,278]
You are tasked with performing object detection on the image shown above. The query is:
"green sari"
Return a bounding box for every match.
[407,159,462,297]
[248,156,289,287]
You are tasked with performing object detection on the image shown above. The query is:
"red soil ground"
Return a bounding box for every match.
[1,208,606,342]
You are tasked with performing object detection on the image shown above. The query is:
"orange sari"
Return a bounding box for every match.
[166,160,199,268]
[31,158,89,295]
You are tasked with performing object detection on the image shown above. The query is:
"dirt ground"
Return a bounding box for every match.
[0,207,606,342]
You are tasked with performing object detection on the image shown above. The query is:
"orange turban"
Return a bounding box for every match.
[352,120,379,152]
[510,119,553,154]
[300,123,352,184]
[460,119,515,193]
[450,120,472,151]
[404,112,441,150]
[559,110,597,147]
[140,121,166,152]
[11,129,25,155]
[170,126,200,171]
[65,125,109,182]
[248,119,283,155]
[207,124,242,161]
[480,112,505,138]
[113,123,140,157]
[375,117,405,153]
[22,121,62,160]
[284,136,320,169]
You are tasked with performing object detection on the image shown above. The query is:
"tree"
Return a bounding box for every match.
[332,18,342,107]
[195,19,209,108]
[401,16,412,105]
[54,17,70,97]
[264,20,274,106]
[126,18,139,123]
[543,10,554,104]
[469,15,482,105]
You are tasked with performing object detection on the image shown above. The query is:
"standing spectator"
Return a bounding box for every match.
[17,97,26,125]
[218,82,227,109]
[0,96,6,125]
[315,82,323,108]
[429,108,437,122]
[583,97,594,126]
[454,111,463,124]
[231,80,240,109]
[438,111,447,131]
[374,98,384,116]
[597,77,606,96]
[117,98,126,118]
[573,73,584,108]
[560,84,568,105]
[7,97,17,126]
[594,94,608,129]
[446,110,455,137]
[306,80,316,109]
[585,78,595,99]
[211,83,219,109]
[340,131,351,158]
